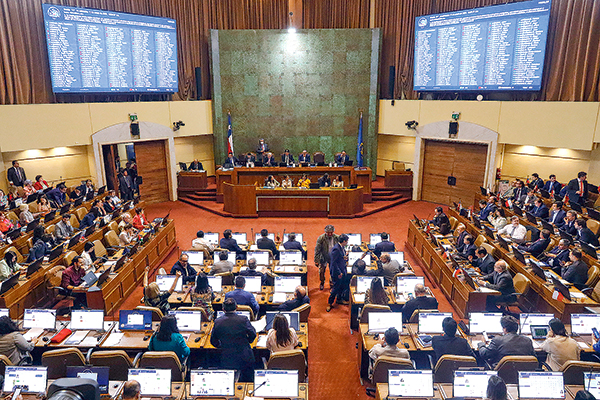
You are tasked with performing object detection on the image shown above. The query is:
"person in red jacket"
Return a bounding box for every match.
[132,207,149,231]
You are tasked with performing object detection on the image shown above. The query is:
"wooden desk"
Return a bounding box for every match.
[358,323,416,380]
[186,382,247,399]
[437,383,575,400]
[245,383,308,399]
[376,383,443,400]
[177,171,207,194]
[384,170,413,198]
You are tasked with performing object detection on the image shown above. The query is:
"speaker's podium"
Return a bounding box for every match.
[223,183,364,218]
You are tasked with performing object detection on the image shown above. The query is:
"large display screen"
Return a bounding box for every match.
[42,4,178,93]
[413,0,551,91]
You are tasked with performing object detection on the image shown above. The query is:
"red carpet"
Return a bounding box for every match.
[125,199,448,400]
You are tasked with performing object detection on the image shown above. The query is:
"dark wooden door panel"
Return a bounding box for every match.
[134,140,170,204]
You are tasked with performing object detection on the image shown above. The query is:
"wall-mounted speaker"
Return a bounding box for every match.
[449,121,458,138]
[195,67,202,100]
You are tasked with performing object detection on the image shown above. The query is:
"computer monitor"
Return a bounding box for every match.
[190,370,236,397]
[207,276,223,292]
[512,246,527,265]
[279,251,303,265]
[396,276,425,294]
[231,232,247,245]
[346,233,362,246]
[483,224,495,240]
[183,250,204,265]
[469,312,503,334]
[0,308,9,318]
[453,371,497,398]
[581,241,598,260]
[128,369,172,397]
[243,276,263,293]
[283,233,303,243]
[23,309,56,330]
[66,366,109,394]
[275,276,301,293]
[388,252,404,264]
[388,370,434,398]
[70,309,104,331]
[216,310,251,319]
[255,232,275,242]
[119,310,152,331]
[571,314,600,335]
[253,370,299,398]
[348,252,370,265]
[204,232,219,245]
[265,312,300,330]
[518,371,565,399]
[418,312,453,334]
[520,313,554,334]
[213,252,236,264]
[367,312,403,333]
[355,276,383,293]
[585,372,600,399]
[247,251,270,266]
[156,275,183,292]
[496,234,510,251]
[168,310,202,332]
[3,366,48,393]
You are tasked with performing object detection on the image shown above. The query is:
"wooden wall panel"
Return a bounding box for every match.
[134,140,170,204]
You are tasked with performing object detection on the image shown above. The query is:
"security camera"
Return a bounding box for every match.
[405,120,418,130]
[172,121,185,131]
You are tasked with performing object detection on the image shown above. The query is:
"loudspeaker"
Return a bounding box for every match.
[195,67,202,100]
[130,122,140,138]
[449,121,458,137]
[388,66,396,100]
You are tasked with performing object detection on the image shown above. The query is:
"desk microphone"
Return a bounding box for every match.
[250,381,268,396]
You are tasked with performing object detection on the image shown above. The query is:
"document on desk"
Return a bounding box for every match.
[353,293,365,303]
[578,341,591,350]
[251,317,267,333]
[256,335,268,348]
[272,292,287,303]
[23,328,44,342]
[80,336,100,347]
[103,332,124,347]
[477,287,497,293]
[64,330,90,345]
[570,292,586,299]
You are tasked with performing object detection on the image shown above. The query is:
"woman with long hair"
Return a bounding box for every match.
[486,375,507,400]
[365,277,388,305]
[191,273,215,320]
[0,316,34,364]
[541,318,579,370]
[36,196,51,214]
[148,315,190,362]
[266,313,298,353]
[0,251,21,282]
[143,266,180,315]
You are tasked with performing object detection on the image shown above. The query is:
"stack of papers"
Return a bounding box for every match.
[23,328,44,341]
[353,293,365,303]
[64,330,90,345]
[272,292,287,303]
[256,335,268,348]
[103,332,124,347]
[80,336,100,347]
[251,317,267,333]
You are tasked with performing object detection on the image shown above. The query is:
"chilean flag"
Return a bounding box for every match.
[227,111,234,155]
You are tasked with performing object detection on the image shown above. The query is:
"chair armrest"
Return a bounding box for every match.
[86,348,95,364]
[410,359,416,369]
[132,352,143,367]
[427,354,434,370]
[53,286,70,297]
[262,356,268,369]
[539,361,552,371]
[582,287,593,294]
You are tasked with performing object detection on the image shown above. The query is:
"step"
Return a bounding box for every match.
[372,193,404,202]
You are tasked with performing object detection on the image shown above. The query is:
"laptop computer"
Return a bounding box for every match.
[207,276,223,292]
[396,276,424,295]
[356,276,383,293]
[59,203,71,215]
[97,186,106,195]
[81,270,99,287]
[265,311,300,331]
[43,209,56,222]
[70,309,105,331]
[6,228,21,241]
[469,312,503,334]
[571,202,583,213]
[168,310,203,332]
[541,219,554,232]
[279,251,303,266]
[112,255,128,273]
[204,232,219,245]
[453,371,497,398]
[518,371,564,399]
[119,310,152,331]
[480,186,488,196]
[274,276,301,293]
[242,276,263,293]
[23,309,56,330]
[530,325,549,340]
[25,258,43,277]
[182,250,204,266]
[512,246,527,265]
[389,370,434,398]
[525,211,538,224]
[68,231,84,249]
[367,312,403,334]
[190,370,235,397]
[25,218,40,233]
[309,183,320,189]
[246,251,270,266]
[496,234,510,251]
[67,366,109,394]
[26,194,38,204]
[231,232,248,246]
[581,241,598,260]
[3,366,48,394]
[585,373,600,399]
[127,369,172,397]
[513,204,524,217]
[0,273,19,295]
[520,313,554,334]
[529,260,549,282]
[588,208,600,221]
[571,314,600,336]
[156,275,183,292]
[552,277,572,301]
[253,370,299,398]
[73,197,83,207]
[179,162,188,171]
[540,189,551,199]
[483,224,495,240]
[472,216,482,230]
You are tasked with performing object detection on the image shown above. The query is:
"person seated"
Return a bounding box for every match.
[28,227,56,262]
[61,256,88,308]
[543,238,571,273]
[191,273,215,320]
[486,375,509,400]
[188,159,204,171]
[336,150,350,165]
[170,253,197,284]
[575,218,600,247]
[224,276,259,317]
[281,149,294,165]
[0,251,21,282]
[541,174,561,194]
[81,241,100,269]
[278,286,310,311]
[36,195,52,214]
[264,175,280,188]
[373,232,395,258]
[331,175,344,188]
[239,258,267,285]
[283,233,306,259]
[33,175,50,191]
[132,207,149,231]
[374,253,403,285]
[561,249,589,290]
[517,228,552,258]
[499,181,515,201]
[243,153,255,166]
[431,206,450,233]
[263,152,277,167]
[318,173,331,187]
[22,180,36,198]
[92,199,107,217]
[456,235,476,261]
[223,152,238,168]
[512,180,529,203]
[192,230,215,253]
[79,179,95,198]
[54,214,74,241]
[257,228,279,259]
[521,191,537,210]
[352,258,378,276]
[431,317,473,362]
[471,247,496,275]
[118,224,137,246]
[368,327,409,379]
[365,277,388,305]
[453,224,468,252]
[46,184,67,207]
[103,196,117,213]
[0,316,34,365]
[488,208,508,230]
[266,313,299,354]
[548,201,566,228]
[148,315,190,362]
[529,173,544,191]
[478,315,535,367]
[560,210,578,236]
[298,150,311,163]
[476,261,516,312]
[401,284,438,322]
[0,190,8,210]
[143,266,180,315]
[498,216,527,243]
[478,196,497,221]
[108,189,122,206]
[297,173,311,188]
[531,198,549,220]
[18,204,36,225]
[219,229,245,259]
[122,380,141,400]
[79,207,99,230]
[211,251,234,274]
[541,318,579,370]
[118,213,133,232]
[281,175,293,188]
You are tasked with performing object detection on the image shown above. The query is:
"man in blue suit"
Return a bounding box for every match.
[518,229,551,258]
[531,198,549,220]
[336,151,350,165]
[529,173,544,191]
[327,234,349,312]
[543,174,562,195]
[575,218,600,247]
[548,201,566,228]
[225,276,259,317]
[561,210,578,236]
[471,247,496,275]
[478,196,497,221]
[298,150,311,163]
[374,232,395,258]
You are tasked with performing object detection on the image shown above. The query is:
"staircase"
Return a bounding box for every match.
[182,187,217,202]
[372,187,405,202]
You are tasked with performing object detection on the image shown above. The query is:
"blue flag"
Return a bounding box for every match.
[356,112,364,167]
[227,112,234,156]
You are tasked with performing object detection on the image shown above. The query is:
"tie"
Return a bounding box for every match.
[551,212,557,223]
[580,180,584,194]
[510,226,517,237]
[15,168,21,181]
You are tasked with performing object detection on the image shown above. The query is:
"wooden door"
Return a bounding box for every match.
[102,144,119,191]
[421,140,488,207]
[134,140,170,204]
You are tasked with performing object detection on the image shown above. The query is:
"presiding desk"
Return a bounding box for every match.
[177,170,207,194]
[223,183,364,218]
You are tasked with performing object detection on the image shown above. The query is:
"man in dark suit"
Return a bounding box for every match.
[432,317,474,362]
[529,173,544,191]
[562,249,589,289]
[478,315,535,367]
[531,199,549,220]
[298,150,311,163]
[278,286,310,311]
[543,238,571,273]
[476,260,516,312]
[210,298,257,382]
[548,201,566,227]
[225,276,259,316]
[256,139,269,161]
[263,152,277,167]
[46,184,68,207]
[512,180,529,203]
[575,218,600,247]
[242,153,255,166]
[373,232,395,258]
[223,153,238,168]
[239,258,268,286]
[188,159,203,170]
[327,234,349,312]
[219,229,245,259]
[401,283,438,322]
[517,229,551,258]
[281,149,294,165]
[521,191,537,211]
[561,210,578,236]
[118,169,134,200]
[318,173,331,188]
[543,174,562,195]
[256,229,279,260]
[79,179,95,198]
[283,233,306,259]
[431,207,451,234]
[6,160,26,187]
[471,247,496,275]
[566,171,588,205]
[170,253,197,284]
[336,150,350,165]
[478,197,497,221]
[457,235,477,261]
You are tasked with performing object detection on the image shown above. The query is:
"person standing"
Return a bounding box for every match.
[314,225,339,291]
[327,234,349,312]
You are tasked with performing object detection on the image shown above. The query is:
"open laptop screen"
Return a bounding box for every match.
[243,276,263,293]
[279,251,303,265]
[216,310,251,319]
[213,252,237,264]
[255,232,275,242]
[388,252,404,264]
[231,233,247,245]
[71,309,104,331]
[396,276,424,294]
[3,366,48,393]
[168,310,202,332]
[190,370,235,397]
[469,312,503,334]
[23,309,56,330]
[388,370,433,398]
[119,310,152,331]
[128,369,172,396]
[204,232,219,245]
[275,276,301,293]
[518,371,565,399]
[182,250,204,265]
[520,313,554,334]
[253,370,299,398]
[368,312,403,333]
[418,312,452,334]
[156,275,183,292]
[571,314,600,335]
[454,371,497,398]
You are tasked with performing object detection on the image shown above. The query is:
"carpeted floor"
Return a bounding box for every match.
[123,198,449,400]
